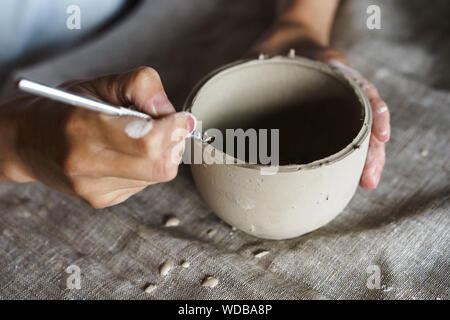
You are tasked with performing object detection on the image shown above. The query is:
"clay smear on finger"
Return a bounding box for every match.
[328,60,369,87]
[376,105,389,114]
[366,135,384,165]
[125,119,153,139]
[368,165,381,186]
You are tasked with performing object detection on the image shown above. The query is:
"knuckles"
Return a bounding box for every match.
[72,179,135,209]
[161,164,178,182]
[85,198,110,210]
[70,180,106,208]
[62,155,83,176]
[64,111,87,137]
[135,135,162,159]
[71,179,88,197]
[157,159,179,182]
[134,158,179,183]
[126,66,161,93]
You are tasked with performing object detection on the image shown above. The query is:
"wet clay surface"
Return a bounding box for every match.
[215,98,363,165]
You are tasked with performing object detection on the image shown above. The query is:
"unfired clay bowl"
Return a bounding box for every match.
[184,55,372,240]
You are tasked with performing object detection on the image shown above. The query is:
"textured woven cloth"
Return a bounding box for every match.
[0,0,449,299]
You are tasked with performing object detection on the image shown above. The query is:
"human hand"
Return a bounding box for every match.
[0,67,196,208]
[247,22,390,189]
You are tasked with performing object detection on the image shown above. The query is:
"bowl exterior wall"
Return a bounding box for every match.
[190,134,369,240]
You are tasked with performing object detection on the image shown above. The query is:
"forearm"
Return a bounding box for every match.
[248,0,339,56]
[276,0,340,46]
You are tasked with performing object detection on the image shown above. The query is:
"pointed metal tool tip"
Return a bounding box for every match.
[190,131,214,143]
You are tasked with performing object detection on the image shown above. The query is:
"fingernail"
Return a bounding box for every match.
[377,105,389,114]
[185,112,197,134]
[150,92,174,116]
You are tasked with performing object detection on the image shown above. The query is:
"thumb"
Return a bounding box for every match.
[81,66,176,117]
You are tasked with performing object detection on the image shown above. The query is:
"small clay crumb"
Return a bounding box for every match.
[254,250,270,259]
[381,285,394,293]
[144,284,157,293]
[288,48,296,58]
[231,226,237,231]
[159,260,175,276]
[420,149,429,157]
[206,229,216,237]
[201,276,219,288]
[18,211,31,218]
[181,260,190,268]
[164,217,180,227]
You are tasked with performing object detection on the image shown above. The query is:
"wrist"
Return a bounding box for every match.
[276,18,330,47]
[0,99,34,183]
[248,20,328,57]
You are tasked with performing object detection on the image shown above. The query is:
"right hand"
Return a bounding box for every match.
[0,67,196,208]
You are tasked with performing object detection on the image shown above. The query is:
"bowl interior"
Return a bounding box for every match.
[190,59,366,166]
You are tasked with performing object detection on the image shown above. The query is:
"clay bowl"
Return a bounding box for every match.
[184,55,372,240]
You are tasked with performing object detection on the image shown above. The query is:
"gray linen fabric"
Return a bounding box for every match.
[0,0,449,299]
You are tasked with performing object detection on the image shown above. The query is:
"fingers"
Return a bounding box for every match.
[327,59,390,189]
[82,186,147,209]
[63,112,195,182]
[327,59,391,143]
[360,134,385,190]
[72,176,152,199]
[80,66,176,117]
[328,59,370,87]
[92,145,183,182]
[362,83,390,142]
[100,111,195,157]
[309,48,350,66]
[64,145,182,183]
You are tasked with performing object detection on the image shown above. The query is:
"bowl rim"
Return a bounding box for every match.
[183,55,372,172]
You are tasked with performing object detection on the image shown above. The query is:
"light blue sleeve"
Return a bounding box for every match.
[0,0,127,68]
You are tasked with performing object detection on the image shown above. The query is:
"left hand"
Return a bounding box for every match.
[247,22,390,189]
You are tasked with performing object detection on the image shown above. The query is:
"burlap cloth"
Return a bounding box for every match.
[0,0,448,299]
